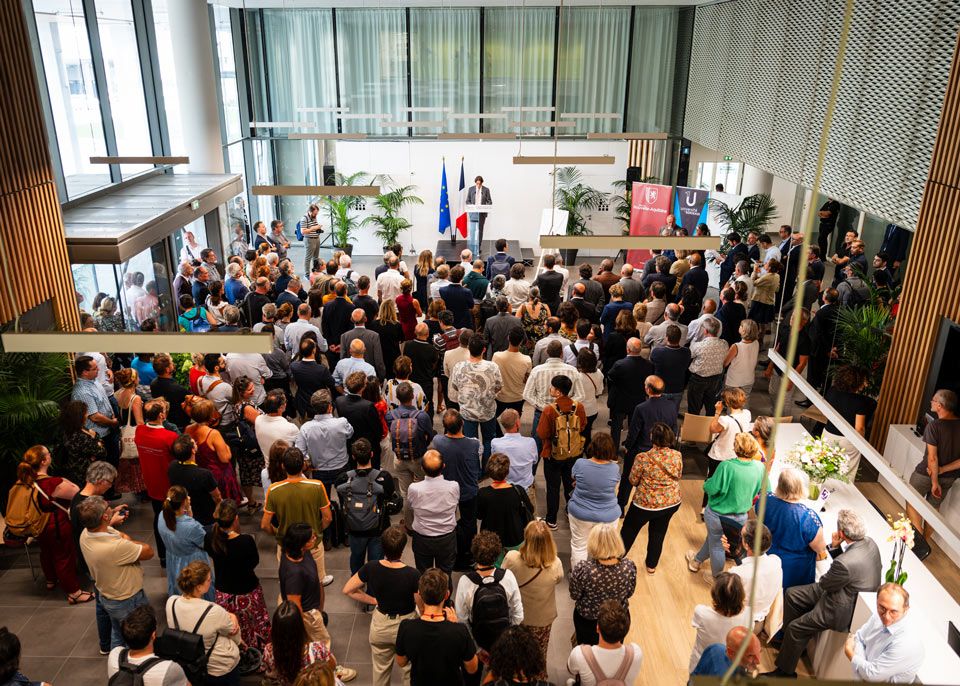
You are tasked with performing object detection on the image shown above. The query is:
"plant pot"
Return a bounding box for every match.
[335,244,353,256]
[382,245,392,254]
[808,480,823,501]
[559,248,579,266]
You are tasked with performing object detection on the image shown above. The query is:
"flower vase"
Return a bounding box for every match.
[808,480,823,501]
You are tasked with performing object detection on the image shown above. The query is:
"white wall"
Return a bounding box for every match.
[333,139,629,256]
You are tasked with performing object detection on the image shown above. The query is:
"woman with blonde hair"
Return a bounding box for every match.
[501,520,563,674]
[94,296,125,332]
[114,367,146,494]
[189,352,207,394]
[373,298,404,374]
[16,445,90,603]
[185,398,243,503]
[158,485,213,599]
[723,318,760,398]
[751,415,775,469]
[569,522,637,645]
[761,468,827,588]
[414,249,435,310]
[688,433,766,581]
[632,301,653,357]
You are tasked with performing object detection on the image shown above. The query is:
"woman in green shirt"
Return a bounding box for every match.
[687,432,765,580]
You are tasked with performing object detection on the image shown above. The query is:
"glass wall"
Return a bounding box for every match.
[150,0,184,158]
[213,5,243,144]
[628,7,680,134]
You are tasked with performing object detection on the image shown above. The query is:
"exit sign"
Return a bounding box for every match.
[723,155,733,161]
[191,200,200,211]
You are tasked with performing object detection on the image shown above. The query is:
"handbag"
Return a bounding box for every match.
[514,485,533,527]
[119,399,139,460]
[155,598,217,686]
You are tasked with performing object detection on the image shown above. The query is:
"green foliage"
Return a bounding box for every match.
[708,194,777,248]
[835,303,893,396]
[363,184,424,247]
[552,167,609,236]
[171,353,192,387]
[0,353,73,469]
[322,172,393,249]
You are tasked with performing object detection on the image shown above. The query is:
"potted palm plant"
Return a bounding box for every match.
[708,193,777,250]
[322,171,391,256]
[552,166,609,265]
[835,303,894,397]
[363,184,424,252]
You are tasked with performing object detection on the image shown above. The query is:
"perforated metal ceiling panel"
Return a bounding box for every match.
[684,0,960,229]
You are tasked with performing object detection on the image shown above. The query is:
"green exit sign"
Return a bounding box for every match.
[191,200,200,211]
[723,155,733,161]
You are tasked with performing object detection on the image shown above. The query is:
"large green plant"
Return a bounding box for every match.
[708,193,777,241]
[835,303,893,396]
[552,167,609,236]
[321,171,392,248]
[363,184,424,247]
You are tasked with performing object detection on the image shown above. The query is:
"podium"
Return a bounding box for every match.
[459,204,492,256]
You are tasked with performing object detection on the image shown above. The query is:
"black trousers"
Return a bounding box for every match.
[573,608,600,646]
[776,582,833,674]
[609,410,630,450]
[411,530,457,574]
[150,499,166,564]
[455,497,478,567]
[701,457,721,508]
[686,373,723,416]
[619,503,680,569]
[544,457,576,524]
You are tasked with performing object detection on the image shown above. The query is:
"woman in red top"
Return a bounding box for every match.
[188,353,206,395]
[184,398,244,504]
[361,375,390,467]
[395,279,421,341]
[18,445,92,603]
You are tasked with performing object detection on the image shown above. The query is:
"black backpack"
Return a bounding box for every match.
[468,569,511,652]
[108,649,165,686]
[154,599,217,685]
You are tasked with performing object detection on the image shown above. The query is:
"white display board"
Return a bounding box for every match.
[539,208,569,242]
[705,190,745,237]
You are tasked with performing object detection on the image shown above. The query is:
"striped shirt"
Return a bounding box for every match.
[300,212,319,238]
[72,378,114,437]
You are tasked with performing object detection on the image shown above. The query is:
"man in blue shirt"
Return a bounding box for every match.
[690,626,760,680]
[843,583,924,683]
[430,409,482,570]
[72,355,120,464]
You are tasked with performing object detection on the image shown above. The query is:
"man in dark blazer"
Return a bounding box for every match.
[321,281,354,353]
[439,265,475,330]
[335,371,384,468]
[879,223,910,272]
[466,176,492,251]
[776,233,804,309]
[617,264,644,306]
[805,288,840,395]
[606,337,654,450]
[680,253,710,300]
[340,308,385,379]
[568,263,604,317]
[719,233,749,287]
[569,283,598,324]
[768,508,881,678]
[620,375,678,512]
[532,253,565,314]
[482,297,524,360]
[746,231,761,264]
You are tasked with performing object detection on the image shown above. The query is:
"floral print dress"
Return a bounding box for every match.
[520,304,549,356]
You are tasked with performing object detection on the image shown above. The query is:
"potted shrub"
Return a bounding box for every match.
[834,302,894,397]
[363,184,424,252]
[552,166,609,265]
[708,193,777,250]
[325,196,361,256]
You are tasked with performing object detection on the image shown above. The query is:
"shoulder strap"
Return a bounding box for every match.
[580,645,608,681]
[192,603,215,634]
[492,568,506,583]
[517,567,543,589]
[32,482,70,513]
[613,644,635,681]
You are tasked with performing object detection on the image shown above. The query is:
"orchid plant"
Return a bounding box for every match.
[885,514,915,586]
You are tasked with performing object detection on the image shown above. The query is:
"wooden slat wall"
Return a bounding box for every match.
[872,34,960,447]
[0,1,80,331]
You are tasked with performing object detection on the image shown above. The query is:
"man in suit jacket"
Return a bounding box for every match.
[679,253,710,300]
[439,265,475,330]
[620,375,678,511]
[777,233,804,309]
[466,176,492,252]
[483,297,524,360]
[340,308,385,378]
[769,509,882,678]
[805,288,840,394]
[879,223,910,271]
[532,253,565,314]
[321,282,354,353]
[745,231,761,264]
[335,371,384,468]
[569,283,598,324]
[617,264,644,306]
[606,337,654,450]
[568,263,604,317]
[719,233,749,287]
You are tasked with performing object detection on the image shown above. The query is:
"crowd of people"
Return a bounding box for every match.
[2,216,931,686]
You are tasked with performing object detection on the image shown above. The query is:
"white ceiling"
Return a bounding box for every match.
[209,0,712,7]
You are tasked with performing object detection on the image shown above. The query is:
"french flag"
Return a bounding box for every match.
[455,159,468,238]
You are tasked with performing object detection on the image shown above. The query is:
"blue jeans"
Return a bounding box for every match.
[696,505,747,577]
[463,417,497,469]
[95,589,112,652]
[100,589,149,648]
[531,407,543,474]
[468,218,480,256]
[349,534,384,575]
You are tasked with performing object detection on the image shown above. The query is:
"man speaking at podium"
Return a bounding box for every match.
[466,176,492,257]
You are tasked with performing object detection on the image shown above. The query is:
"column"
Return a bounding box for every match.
[739,165,774,196]
[873,35,960,448]
[167,0,224,174]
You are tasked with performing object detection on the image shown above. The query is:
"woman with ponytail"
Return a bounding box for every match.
[157,485,213,599]
[17,445,91,604]
[262,602,341,686]
[204,499,271,651]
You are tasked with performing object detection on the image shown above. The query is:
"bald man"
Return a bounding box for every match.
[594,257,620,303]
[691,625,761,677]
[407,449,460,574]
[620,374,678,512]
[570,281,598,323]
[332,338,375,391]
[340,307,385,377]
[687,298,722,345]
[402,322,440,415]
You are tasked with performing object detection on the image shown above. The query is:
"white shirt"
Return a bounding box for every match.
[83,351,113,395]
[708,409,753,461]
[764,245,782,263]
[490,433,538,489]
[442,347,472,402]
[851,611,925,682]
[522,358,586,410]
[725,340,760,389]
[408,475,460,536]
[377,269,405,302]
[564,339,600,366]
[556,266,570,300]
[430,278,451,301]
[254,414,300,466]
[690,604,752,672]
[567,643,643,686]
[579,370,604,417]
[687,314,722,346]
[223,353,272,406]
[730,554,783,621]
[454,568,524,626]
[108,647,188,686]
[283,319,327,356]
[502,278,531,310]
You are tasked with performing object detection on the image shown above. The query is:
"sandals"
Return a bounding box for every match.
[67,590,94,605]
[45,582,56,591]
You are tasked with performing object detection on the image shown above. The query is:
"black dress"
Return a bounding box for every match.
[372,320,404,378]
[603,331,629,376]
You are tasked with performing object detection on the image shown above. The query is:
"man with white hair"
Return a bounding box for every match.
[618,263,644,305]
[459,249,474,274]
[377,255,405,302]
[766,508,881,678]
[643,302,688,348]
[553,253,570,301]
[686,316,728,415]
[173,262,194,313]
[224,262,249,304]
[335,253,359,283]
[843,582,924,682]
[687,298,722,345]
[284,303,326,356]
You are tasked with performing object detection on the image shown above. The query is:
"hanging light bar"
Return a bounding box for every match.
[380,121,444,128]
[501,106,556,112]
[513,155,615,165]
[510,121,576,128]
[337,113,389,120]
[297,107,350,113]
[448,113,509,120]
[438,133,516,140]
[0,332,274,354]
[251,185,381,197]
[288,133,368,140]
[586,132,670,140]
[559,113,623,120]
[89,156,189,165]
[399,107,451,113]
[250,121,317,129]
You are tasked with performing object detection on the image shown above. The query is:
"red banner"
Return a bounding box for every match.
[627,182,673,266]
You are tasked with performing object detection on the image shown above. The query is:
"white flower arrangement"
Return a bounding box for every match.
[785,435,850,485]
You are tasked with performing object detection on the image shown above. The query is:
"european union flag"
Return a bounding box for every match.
[438,160,452,235]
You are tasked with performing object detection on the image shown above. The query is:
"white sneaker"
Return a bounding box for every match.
[335,665,357,682]
[322,574,334,587]
[702,571,716,585]
[685,550,701,572]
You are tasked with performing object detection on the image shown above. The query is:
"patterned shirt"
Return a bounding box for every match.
[689,336,729,377]
[569,558,637,621]
[71,378,114,437]
[449,360,503,422]
[630,446,683,510]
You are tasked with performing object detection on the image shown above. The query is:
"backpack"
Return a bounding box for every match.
[478,294,498,328]
[295,220,304,241]
[342,271,359,300]
[389,408,428,461]
[185,308,210,333]
[154,599,217,686]
[551,401,585,461]
[467,569,511,652]
[845,280,869,307]
[108,649,165,686]
[3,482,51,541]
[336,469,384,533]
[579,644,635,686]
[488,253,512,280]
